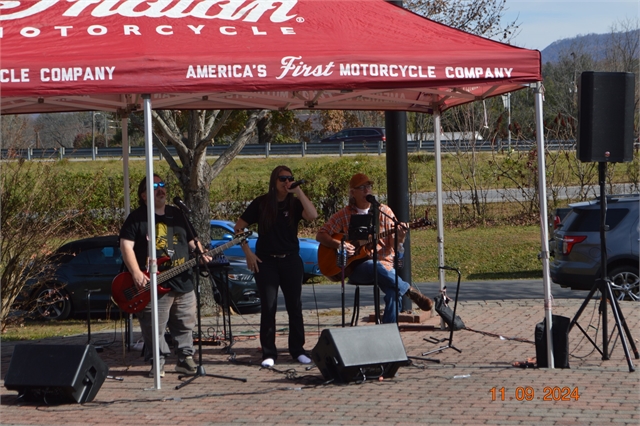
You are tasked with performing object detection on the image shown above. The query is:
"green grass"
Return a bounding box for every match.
[52,150,638,193]
[303,225,543,284]
[1,318,123,342]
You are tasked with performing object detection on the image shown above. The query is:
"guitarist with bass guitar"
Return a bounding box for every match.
[118,174,211,379]
[316,173,433,324]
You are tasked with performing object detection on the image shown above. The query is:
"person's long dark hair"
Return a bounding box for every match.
[259,165,296,233]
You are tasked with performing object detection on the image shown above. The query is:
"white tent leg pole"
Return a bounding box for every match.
[434,112,446,292]
[142,94,162,387]
[122,115,130,216]
[534,82,554,369]
[122,113,134,355]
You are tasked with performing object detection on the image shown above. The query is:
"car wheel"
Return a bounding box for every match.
[609,266,639,302]
[34,284,72,320]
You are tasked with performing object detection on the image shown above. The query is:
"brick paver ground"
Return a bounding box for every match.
[1,297,638,425]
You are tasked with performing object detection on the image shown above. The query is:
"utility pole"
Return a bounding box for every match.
[91,111,96,161]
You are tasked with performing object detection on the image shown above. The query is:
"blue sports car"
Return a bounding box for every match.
[210,220,321,282]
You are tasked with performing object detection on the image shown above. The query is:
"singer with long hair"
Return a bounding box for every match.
[234,165,318,368]
[316,173,433,323]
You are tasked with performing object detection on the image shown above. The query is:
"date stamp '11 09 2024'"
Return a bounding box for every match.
[490,387,580,402]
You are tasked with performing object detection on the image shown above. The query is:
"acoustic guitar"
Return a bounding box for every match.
[111,231,251,314]
[317,218,431,282]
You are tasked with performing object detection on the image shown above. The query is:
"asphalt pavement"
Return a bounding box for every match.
[288,279,583,311]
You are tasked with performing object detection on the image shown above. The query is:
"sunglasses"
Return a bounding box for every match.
[354,184,373,191]
[278,175,295,182]
[153,181,166,189]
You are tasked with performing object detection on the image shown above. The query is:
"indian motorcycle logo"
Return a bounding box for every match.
[0,0,299,22]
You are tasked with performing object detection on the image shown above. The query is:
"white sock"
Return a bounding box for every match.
[297,354,311,364]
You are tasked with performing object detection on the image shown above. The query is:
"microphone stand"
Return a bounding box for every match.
[339,236,347,327]
[374,207,404,325]
[370,201,381,324]
[173,204,246,390]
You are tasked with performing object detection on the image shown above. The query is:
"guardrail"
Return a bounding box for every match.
[1,140,581,160]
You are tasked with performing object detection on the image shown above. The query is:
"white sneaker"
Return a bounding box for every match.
[297,354,312,364]
[261,358,275,368]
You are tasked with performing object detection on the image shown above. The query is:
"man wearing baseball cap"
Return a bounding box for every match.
[316,173,433,323]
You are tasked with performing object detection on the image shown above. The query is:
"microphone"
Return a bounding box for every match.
[173,196,192,214]
[365,194,380,206]
[290,179,306,189]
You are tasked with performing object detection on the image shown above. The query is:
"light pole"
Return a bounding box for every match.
[92,112,111,159]
[502,93,512,151]
[91,111,96,160]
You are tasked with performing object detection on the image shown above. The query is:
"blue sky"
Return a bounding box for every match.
[502,0,639,51]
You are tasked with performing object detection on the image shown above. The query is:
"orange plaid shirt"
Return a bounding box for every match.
[319,204,399,271]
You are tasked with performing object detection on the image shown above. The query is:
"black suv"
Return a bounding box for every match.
[550,194,639,301]
[320,127,385,144]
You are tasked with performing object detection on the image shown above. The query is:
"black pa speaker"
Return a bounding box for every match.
[311,324,408,383]
[577,71,635,163]
[4,344,108,404]
[535,315,570,369]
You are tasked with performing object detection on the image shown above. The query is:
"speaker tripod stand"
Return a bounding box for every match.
[568,162,638,372]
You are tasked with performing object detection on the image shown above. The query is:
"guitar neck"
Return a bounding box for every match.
[156,235,247,285]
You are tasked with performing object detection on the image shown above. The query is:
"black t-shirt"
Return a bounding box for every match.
[119,205,195,293]
[240,194,303,257]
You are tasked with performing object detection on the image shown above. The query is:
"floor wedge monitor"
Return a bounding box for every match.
[312,324,408,383]
[4,344,108,404]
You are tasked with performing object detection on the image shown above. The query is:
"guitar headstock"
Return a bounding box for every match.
[234,230,252,241]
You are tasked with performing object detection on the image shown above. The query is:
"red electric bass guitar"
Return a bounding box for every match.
[111,232,251,314]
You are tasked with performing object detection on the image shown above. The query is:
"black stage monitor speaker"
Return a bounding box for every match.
[4,344,108,404]
[311,324,408,383]
[535,315,570,369]
[577,71,635,163]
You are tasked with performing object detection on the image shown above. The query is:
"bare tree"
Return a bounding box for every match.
[129,109,267,308]
[33,113,86,149]
[604,19,640,74]
[405,0,519,40]
[1,115,33,151]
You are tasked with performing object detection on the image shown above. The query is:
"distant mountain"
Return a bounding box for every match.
[541,30,640,63]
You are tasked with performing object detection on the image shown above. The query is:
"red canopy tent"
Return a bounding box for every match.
[1,0,540,113]
[0,0,555,374]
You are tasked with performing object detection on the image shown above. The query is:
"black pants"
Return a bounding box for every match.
[254,254,306,361]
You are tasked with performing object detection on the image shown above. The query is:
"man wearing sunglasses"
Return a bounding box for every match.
[119,174,210,378]
[316,173,433,323]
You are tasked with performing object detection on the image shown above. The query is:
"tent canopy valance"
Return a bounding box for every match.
[0,0,540,115]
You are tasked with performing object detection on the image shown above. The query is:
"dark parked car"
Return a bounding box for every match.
[550,194,639,301]
[18,236,260,320]
[320,127,386,144]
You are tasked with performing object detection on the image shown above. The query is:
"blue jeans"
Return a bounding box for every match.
[349,260,410,323]
[137,290,196,363]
